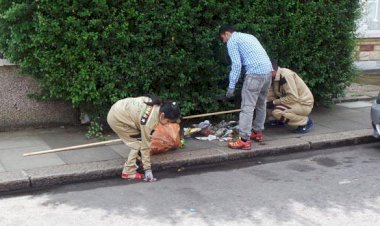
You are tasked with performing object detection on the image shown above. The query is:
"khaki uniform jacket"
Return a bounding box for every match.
[112,96,160,153]
[272,67,314,107]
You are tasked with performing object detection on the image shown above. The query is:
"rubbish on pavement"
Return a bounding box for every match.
[184,128,202,137]
[195,135,218,141]
[180,138,186,148]
[184,120,239,142]
[338,179,352,185]
[197,120,211,129]
[177,166,185,172]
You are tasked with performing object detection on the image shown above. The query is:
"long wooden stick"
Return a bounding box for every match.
[23,139,123,156]
[182,109,240,119]
[24,109,241,156]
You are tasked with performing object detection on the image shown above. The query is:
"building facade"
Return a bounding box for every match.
[356,0,380,71]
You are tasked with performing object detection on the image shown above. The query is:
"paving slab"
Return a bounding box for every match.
[0,146,65,171]
[39,129,99,148]
[109,144,131,158]
[300,124,336,135]
[328,106,373,121]
[182,139,220,151]
[315,116,370,132]
[56,146,122,164]
[0,135,47,150]
[264,128,322,140]
[355,106,371,113]
[0,162,5,172]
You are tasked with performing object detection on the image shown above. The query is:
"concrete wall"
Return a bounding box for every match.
[0,65,79,131]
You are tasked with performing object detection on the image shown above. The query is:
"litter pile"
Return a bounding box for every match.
[183,120,239,141]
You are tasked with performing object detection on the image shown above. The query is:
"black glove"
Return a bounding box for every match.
[266,101,274,109]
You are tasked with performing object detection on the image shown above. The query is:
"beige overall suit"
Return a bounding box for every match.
[270,67,314,127]
[107,96,160,175]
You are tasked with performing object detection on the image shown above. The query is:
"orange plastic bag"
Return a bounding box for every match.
[150,123,181,155]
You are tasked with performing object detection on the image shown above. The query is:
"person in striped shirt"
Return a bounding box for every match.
[219,24,273,150]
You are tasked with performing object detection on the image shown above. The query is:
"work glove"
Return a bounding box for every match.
[266,101,275,109]
[226,88,235,98]
[144,170,157,182]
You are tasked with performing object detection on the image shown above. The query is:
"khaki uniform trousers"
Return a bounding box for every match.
[266,85,277,122]
[107,106,150,175]
[272,103,312,127]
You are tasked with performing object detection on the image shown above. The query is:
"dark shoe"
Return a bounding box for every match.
[136,159,145,174]
[250,131,263,142]
[294,117,314,134]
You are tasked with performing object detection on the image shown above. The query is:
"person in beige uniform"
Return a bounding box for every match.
[266,62,314,133]
[107,96,180,182]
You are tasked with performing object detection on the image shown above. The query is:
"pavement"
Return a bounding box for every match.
[0,83,379,194]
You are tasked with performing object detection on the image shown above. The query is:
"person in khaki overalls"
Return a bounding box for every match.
[107,96,180,182]
[266,62,314,133]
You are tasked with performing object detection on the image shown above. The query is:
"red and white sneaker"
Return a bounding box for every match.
[250,131,263,142]
[121,172,144,180]
[228,137,252,150]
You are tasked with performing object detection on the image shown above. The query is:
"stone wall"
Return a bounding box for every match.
[355,38,380,71]
[0,65,79,131]
[356,38,380,60]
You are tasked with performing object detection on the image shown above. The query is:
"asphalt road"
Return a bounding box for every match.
[1,142,380,226]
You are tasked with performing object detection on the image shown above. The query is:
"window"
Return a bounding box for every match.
[358,0,380,37]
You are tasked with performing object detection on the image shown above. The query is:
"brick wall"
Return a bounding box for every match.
[355,38,380,71]
[356,38,380,61]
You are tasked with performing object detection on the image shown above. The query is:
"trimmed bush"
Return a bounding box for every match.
[0,0,360,120]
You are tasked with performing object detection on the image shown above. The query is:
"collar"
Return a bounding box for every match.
[274,67,282,81]
[227,32,236,44]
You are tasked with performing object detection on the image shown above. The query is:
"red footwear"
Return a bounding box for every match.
[250,131,263,142]
[121,172,144,180]
[228,138,252,150]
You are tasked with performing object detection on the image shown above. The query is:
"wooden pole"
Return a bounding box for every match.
[23,109,241,156]
[182,109,240,119]
[23,139,122,156]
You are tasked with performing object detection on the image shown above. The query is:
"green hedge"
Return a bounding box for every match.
[0,1,360,119]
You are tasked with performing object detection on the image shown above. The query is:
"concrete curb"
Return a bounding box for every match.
[333,96,375,103]
[0,129,378,194]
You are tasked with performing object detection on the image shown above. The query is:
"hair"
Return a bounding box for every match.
[219,24,235,35]
[159,101,180,120]
[145,95,161,106]
[145,95,180,121]
[271,59,278,71]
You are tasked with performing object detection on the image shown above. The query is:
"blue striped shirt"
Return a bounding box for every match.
[227,32,272,89]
